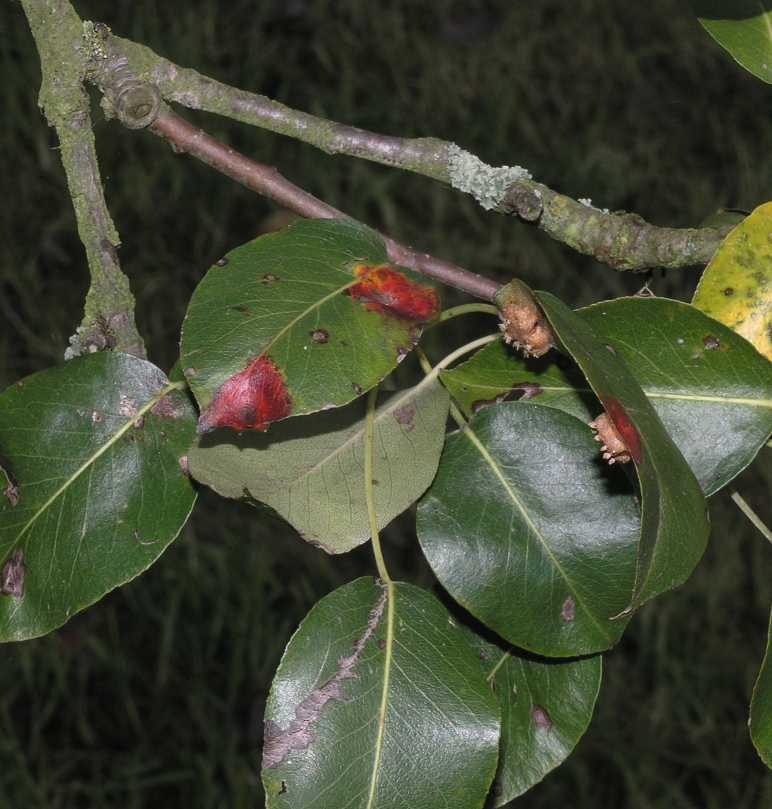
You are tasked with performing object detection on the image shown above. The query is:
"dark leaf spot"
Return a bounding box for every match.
[279,782,287,795]
[151,395,184,419]
[260,273,279,284]
[378,639,387,650]
[532,705,552,730]
[229,304,251,315]
[352,382,363,396]
[393,403,416,431]
[514,382,543,401]
[310,328,329,344]
[1,549,25,598]
[561,596,576,622]
[91,410,103,424]
[703,335,720,350]
[723,287,735,296]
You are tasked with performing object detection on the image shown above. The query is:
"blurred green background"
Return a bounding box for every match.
[1,0,771,806]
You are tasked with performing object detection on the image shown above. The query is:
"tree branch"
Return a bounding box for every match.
[148,107,501,301]
[108,33,728,273]
[20,2,145,358]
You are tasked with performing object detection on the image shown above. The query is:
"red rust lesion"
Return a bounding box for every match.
[197,355,292,433]
[346,264,440,322]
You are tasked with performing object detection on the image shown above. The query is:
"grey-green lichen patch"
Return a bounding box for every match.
[447,144,532,210]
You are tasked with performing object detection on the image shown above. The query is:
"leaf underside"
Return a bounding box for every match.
[189,379,450,553]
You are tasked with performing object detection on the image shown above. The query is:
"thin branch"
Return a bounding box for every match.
[148,106,502,301]
[109,33,728,272]
[20,2,145,358]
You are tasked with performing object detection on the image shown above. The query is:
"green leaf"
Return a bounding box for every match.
[188,378,450,554]
[750,605,772,768]
[534,291,710,611]
[0,353,197,642]
[180,219,440,432]
[468,634,602,804]
[693,201,772,361]
[443,299,772,497]
[261,577,500,808]
[417,403,639,657]
[692,1,772,84]
[441,340,595,423]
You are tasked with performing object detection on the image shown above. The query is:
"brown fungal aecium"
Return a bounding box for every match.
[494,279,555,357]
[589,413,632,464]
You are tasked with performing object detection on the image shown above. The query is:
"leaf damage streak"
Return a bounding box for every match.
[198,356,292,433]
[262,586,387,770]
[347,264,440,322]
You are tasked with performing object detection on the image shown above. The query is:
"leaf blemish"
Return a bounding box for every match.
[260,273,279,284]
[394,403,416,431]
[703,335,720,350]
[347,264,440,322]
[1,549,25,598]
[215,257,229,267]
[531,705,552,730]
[198,355,292,433]
[560,596,576,622]
[262,587,387,769]
[310,328,329,344]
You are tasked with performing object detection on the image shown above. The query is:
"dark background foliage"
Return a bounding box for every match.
[1,1,770,806]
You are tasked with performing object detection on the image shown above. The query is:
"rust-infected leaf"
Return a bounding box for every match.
[198,356,292,434]
[347,264,440,322]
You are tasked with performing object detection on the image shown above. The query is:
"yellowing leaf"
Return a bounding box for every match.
[693,202,772,360]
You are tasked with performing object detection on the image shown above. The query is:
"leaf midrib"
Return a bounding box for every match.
[459,422,613,643]
[7,382,183,553]
[365,581,395,809]
[455,380,772,409]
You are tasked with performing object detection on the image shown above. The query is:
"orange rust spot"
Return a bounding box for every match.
[347,264,439,322]
[600,397,642,464]
[198,355,292,433]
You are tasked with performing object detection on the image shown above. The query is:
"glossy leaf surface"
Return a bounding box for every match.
[180,219,439,432]
[534,291,710,611]
[750,605,772,768]
[467,632,602,804]
[188,379,449,553]
[692,1,772,84]
[443,298,772,495]
[0,353,197,642]
[262,577,500,808]
[417,403,639,657]
[693,201,772,360]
